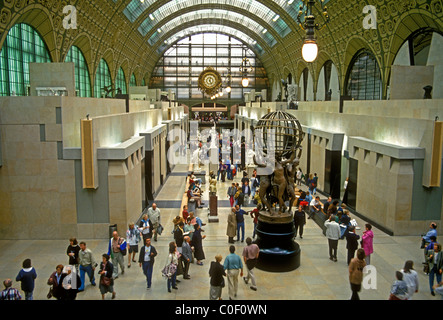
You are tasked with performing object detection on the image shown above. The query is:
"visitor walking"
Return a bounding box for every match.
[193,224,206,265]
[235,204,247,242]
[138,238,157,290]
[98,254,115,300]
[78,241,97,291]
[0,279,22,300]
[348,248,366,300]
[209,255,226,300]
[126,222,141,268]
[15,258,37,300]
[325,214,341,262]
[242,237,260,291]
[47,264,64,300]
[401,260,419,299]
[166,242,179,293]
[426,243,443,296]
[293,205,306,239]
[108,231,127,279]
[66,237,80,272]
[361,223,374,265]
[345,226,360,265]
[148,203,161,241]
[226,207,237,244]
[223,245,243,300]
[388,271,409,300]
[181,236,192,280]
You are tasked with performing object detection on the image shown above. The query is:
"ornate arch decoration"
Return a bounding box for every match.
[0,6,57,63]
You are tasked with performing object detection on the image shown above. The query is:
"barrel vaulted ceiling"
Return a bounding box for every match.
[0,0,442,98]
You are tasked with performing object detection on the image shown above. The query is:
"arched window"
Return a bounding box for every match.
[130,73,137,87]
[346,50,381,100]
[94,59,112,98]
[0,23,51,96]
[65,46,91,97]
[116,67,127,94]
[150,33,268,101]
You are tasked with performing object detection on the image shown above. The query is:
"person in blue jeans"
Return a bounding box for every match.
[138,238,157,289]
[426,243,443,296]
[78,241,96,291]
[235,205,248,243]
[15,258,37,300]
[166,242,179,293]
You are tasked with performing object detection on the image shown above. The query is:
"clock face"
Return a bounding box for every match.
[198,67,222,96]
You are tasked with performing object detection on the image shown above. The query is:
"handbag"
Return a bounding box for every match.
[423,263,430,274]
[47,287,53,299]
[157,224,164,235]
[100,275,112,286]
[100,263,113,286]
[162,256,178,279]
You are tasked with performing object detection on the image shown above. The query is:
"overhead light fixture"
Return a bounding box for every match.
[297,0,330,63]
[262,28,267,34]
[273,15,280,22]
[157,28,162,33]
[239,56,253,88]
[149,13,155,20]
[288,0,295,4]
[224,73,232,94]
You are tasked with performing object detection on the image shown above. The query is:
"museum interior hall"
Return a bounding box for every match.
[0,0,442,302]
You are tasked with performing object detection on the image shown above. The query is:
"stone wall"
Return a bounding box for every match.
[0,96,185,239]
[237,99,443,235]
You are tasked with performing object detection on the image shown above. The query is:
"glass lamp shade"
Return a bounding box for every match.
[302,40,318,63]
[225,86,231,93]
[219,91,223,97]
[241,77,250,87]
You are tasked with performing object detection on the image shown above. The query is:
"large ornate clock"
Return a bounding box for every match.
[198,67,222,96]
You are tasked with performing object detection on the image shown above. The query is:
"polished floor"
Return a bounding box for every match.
[0,163,439,301]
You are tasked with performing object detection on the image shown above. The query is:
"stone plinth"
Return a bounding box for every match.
[208,194,218,223]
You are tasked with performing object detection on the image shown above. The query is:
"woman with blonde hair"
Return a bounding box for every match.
[209,254,226,300]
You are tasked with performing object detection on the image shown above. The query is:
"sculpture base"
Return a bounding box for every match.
[254,211,300,272]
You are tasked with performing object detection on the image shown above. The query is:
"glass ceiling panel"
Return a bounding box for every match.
[273,0,330,21]
[145,10,277,47]
[155,25,264,55]
[123,0,157,23]
[137,0,290,37]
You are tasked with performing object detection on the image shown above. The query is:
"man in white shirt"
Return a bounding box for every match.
[148,203,161,241]
[309,196,323,218]
[325,215,341,262]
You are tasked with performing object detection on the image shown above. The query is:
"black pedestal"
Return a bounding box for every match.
[254,213,301,272]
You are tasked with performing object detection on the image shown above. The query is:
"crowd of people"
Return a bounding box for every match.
[1,166,442,301]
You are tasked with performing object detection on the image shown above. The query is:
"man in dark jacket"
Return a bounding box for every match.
[138,238,158,289]
[181,236,193,279]
[294,205,306,239]
[346,226,360,265]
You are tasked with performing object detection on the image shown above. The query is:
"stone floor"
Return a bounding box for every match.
[0,163,440,301]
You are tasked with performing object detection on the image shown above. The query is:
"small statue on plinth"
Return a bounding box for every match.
[209,171,217,196]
